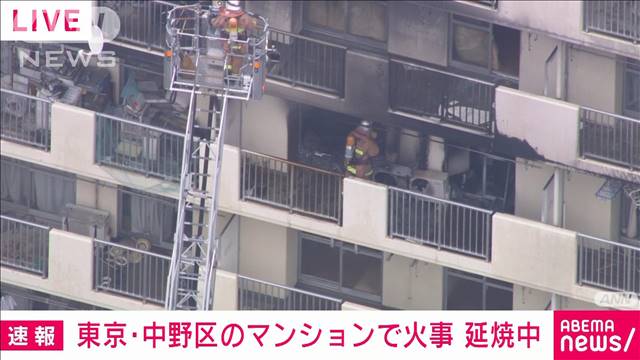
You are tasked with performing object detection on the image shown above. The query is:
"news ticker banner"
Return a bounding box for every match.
[0,310,638,360]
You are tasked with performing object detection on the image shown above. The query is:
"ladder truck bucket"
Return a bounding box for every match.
[165,4,270,100]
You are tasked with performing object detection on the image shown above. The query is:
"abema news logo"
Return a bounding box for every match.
[554,311,639,360]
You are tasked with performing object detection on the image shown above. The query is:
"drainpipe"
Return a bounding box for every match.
[553,168,565,227]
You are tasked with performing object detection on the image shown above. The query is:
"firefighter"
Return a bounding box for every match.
[344,120,380,179]
[211,0,257,75]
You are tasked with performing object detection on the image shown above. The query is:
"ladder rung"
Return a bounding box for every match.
[183,222,208,227]
[185,203,208,211]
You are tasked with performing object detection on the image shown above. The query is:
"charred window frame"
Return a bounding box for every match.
[298,232,383,304]
[302,1,388,50]
[449,15,520,82]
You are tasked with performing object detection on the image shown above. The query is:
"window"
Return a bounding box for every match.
[444,268,513,310]
[304,1,387,43]
[0,157,76,217]
[299,232,382,302]
[118,188,177,247]
[450,15,520,78]
[623,59,640,118]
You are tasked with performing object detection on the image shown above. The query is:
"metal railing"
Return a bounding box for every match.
[241,150,343,224]
[268,29,346,97]
[388,187,493,260]
[100,0,176,51]
[579,107,640,170]
[238,275,342,310]
[0,215,50,277]
[389,60,496,133]
[584,1,639,43]
[93,239,171,304]
[577,234,640,295]
[1,88,52,150]
[95,113,185,182]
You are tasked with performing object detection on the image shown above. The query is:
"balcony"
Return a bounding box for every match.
[388,187,493,260]
[389,60,496,134]
[0,89,52,151]
[268,29,347,97]
[580,107,640,171]
[238,275,343,310]
[584,0,639,43]
[240,150,343,224]
[95,113,185,182]
[0,215,50,277]
[577,234,640,295]
[93,239,171,304]
[100,0,176,52]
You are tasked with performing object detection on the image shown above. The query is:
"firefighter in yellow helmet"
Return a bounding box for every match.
[344,120,380,179]
[211,0,257,74]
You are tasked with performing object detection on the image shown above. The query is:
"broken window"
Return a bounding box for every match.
[299,232,382,303]
[444,268,513,310]
[450,15,520,79]
[304,1,387,43]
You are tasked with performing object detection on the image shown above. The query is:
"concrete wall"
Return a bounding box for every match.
[388,2,448,67]
[245,1,294,32]
[514,160,619,240]
[238,217,298,287]
[513,285,552,310]
[519,32,562,97]
[496,87,580,164]
[567,46,620,113]
[213,270,238,310]
[383,255,443,310]
[242,94,291,158]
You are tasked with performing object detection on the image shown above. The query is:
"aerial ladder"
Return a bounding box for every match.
[163,2,272,310]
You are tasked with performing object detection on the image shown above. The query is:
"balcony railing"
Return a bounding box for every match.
[579,107,640,170]
[388,187,493,260]
[268,29,346,97]
[95,113,185,182]
[241,150,343,224]
[389,60,496,133]
[93,239,171,304]
[238,275,342,310]
[0,215,50,277]
[584,0,639,43]
[99,0,176,51]
[577,234,640,295]
[1,88,52,151]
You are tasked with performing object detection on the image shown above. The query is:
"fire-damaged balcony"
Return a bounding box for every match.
[389,59,496,134]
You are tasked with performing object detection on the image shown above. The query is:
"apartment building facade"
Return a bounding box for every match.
[1,0,638,311]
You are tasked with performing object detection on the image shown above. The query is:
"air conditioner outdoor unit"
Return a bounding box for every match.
[63,204,111,241]
[410,170,450,200]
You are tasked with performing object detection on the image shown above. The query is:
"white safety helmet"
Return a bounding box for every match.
[226,0,242,12]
